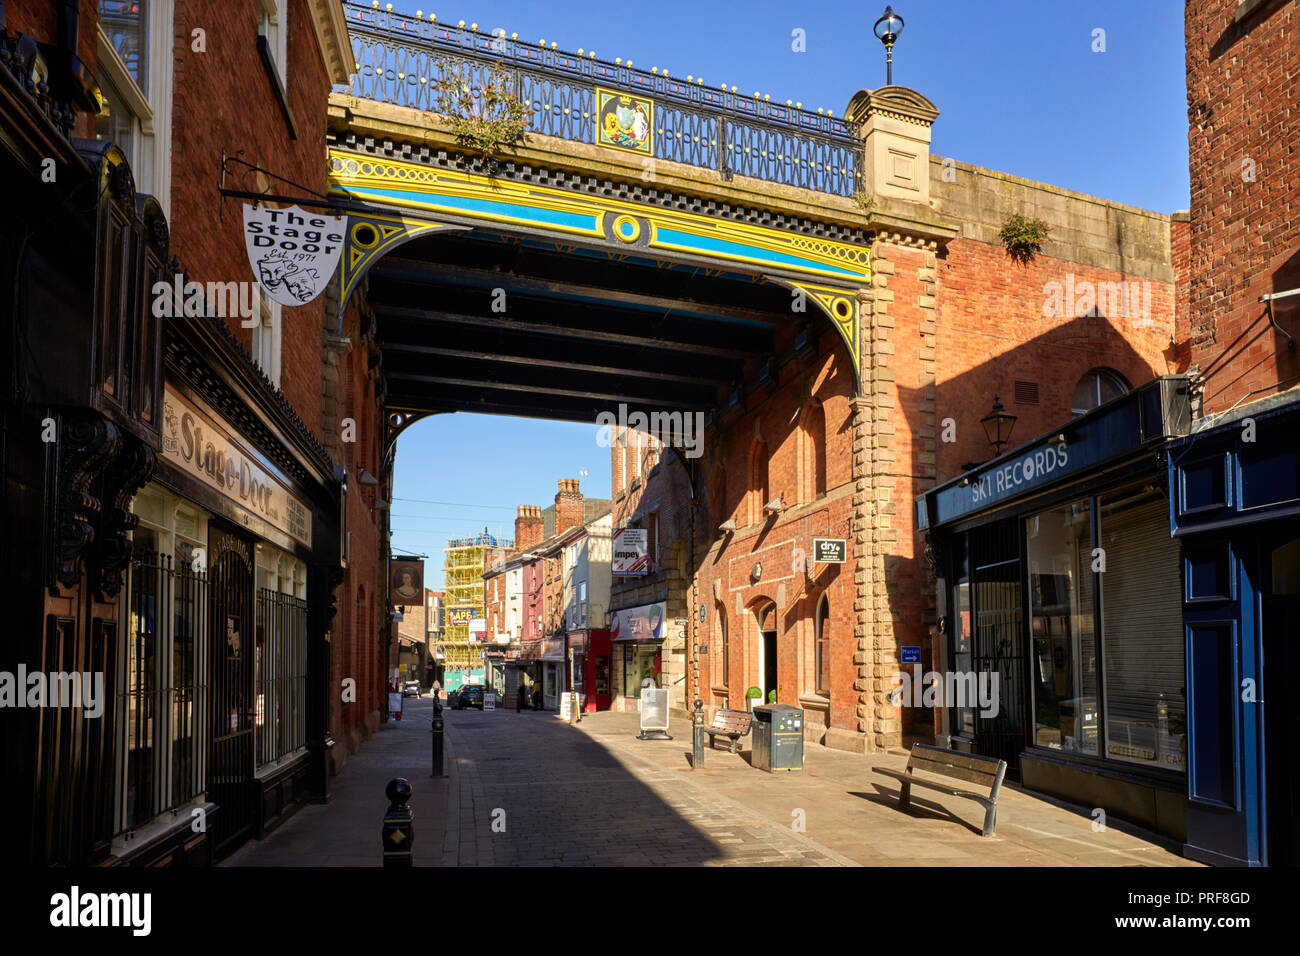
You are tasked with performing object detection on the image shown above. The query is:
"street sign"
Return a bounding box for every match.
[901,646,921,664]
[484,692,496,711]
[812,538,847,563]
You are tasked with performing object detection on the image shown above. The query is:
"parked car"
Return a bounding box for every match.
[402,680,422,698]
[456,684,486,710]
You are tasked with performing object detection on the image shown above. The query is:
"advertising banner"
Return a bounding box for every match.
[612,527,649,575]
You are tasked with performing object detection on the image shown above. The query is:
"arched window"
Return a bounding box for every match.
[717,606,729,689]
[798,401,827,502]
[1071,368,1129,417]
[748,441,769,525]
[815,593,831,698]
[710,467,727,529]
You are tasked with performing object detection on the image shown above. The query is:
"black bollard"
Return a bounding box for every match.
[431,701,445,778]
[382,777,414,866]
[692,699,705,769]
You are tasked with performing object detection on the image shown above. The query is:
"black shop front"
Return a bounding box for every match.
[916,376,1192,842]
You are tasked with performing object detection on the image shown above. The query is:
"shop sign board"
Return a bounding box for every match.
[812,538,847,563]
[610,602,665,643]
[162,384,312,547]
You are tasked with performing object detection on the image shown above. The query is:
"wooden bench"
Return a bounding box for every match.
[702,708,753,754]
[872,743,1008,837]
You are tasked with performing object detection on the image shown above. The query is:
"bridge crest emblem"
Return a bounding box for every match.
[596,88,654,156]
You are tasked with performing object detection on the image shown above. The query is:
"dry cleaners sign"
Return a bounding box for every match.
[162,385,312,547]
[243,203,345,307]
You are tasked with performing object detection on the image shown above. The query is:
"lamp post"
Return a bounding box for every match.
[873,6,905,86]
[980,396,1018,457]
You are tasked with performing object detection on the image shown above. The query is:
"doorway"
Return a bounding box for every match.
[207,524,256,858]
[1263,533,1300,866]
[757,602,777,703]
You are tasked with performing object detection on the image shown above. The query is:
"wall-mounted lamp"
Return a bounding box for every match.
[980,396,1017,456]
[718,519,736,535]
[1048,432,1068,447]
[373,496,391,511]
[359,468,380,486]
[763,497,784,516]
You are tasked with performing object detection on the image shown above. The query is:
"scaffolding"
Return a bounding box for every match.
[437,532,512,675]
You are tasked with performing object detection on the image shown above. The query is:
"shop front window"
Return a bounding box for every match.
[1099,488,1185,771]
[623,644,660,696]
[1026,499,1098,756]
[118,488,209,836]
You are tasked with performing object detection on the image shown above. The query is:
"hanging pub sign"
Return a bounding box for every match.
[612,527,649,576]
[391,558,424,604]
[242,203,345,306]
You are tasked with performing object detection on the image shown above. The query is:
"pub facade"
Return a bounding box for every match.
[1,0,355,867]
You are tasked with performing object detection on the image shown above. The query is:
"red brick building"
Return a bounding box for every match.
[604,86,1183,757]
[0,0,389,866]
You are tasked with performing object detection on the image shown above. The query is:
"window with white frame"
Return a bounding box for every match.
[96,0,173,215]
[250,292,282,387]
[258,0,289,89]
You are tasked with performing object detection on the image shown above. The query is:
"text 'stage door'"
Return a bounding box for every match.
[208,525,256,857]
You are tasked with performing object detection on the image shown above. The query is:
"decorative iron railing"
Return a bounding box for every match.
[255,588,309,767]
[337,1,861,197]
[117,552,208,835]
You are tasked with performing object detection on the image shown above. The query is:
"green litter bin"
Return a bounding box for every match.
[751,705,804,772]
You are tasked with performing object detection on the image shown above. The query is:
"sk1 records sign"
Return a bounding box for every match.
[243,203,345,306]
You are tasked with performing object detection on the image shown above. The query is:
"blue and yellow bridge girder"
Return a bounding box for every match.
[328,147,869,380]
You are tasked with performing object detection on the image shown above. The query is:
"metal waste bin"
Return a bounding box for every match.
[751,705,804,772]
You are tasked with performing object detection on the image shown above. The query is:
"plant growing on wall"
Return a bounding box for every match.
[853,189,876,214]
[432,61,529,163]
[998,213,1050,264]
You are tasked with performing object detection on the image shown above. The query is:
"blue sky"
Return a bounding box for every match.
[386,0,1191,586]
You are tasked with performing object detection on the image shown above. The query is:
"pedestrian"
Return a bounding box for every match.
[515,675,525,712]
[532,681,542,712]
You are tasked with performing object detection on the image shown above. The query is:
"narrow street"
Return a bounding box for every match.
[226,699,1197,867]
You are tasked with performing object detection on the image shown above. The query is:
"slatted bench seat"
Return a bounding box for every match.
[702,708,753,754]
[872,743,1008,837]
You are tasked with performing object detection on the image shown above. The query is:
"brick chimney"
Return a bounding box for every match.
[515,505,544,551]
[555,478,585,533]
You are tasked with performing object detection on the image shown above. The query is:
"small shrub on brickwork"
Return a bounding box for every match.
[433,61,529,162]
[998,213,1050,264]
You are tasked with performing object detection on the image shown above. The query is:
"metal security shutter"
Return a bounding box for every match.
[1098,494,1186,771]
